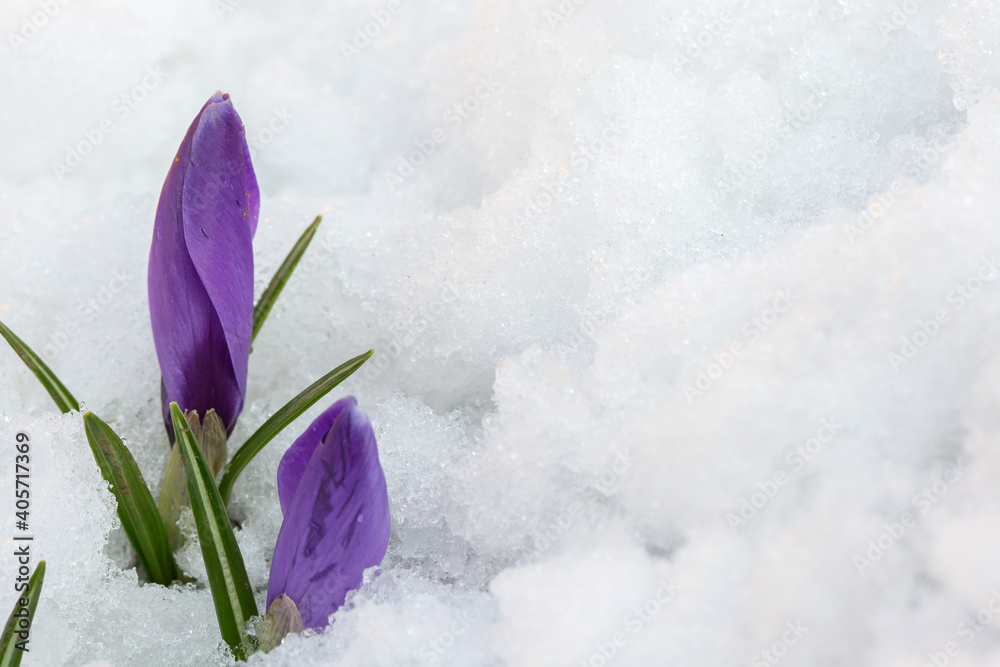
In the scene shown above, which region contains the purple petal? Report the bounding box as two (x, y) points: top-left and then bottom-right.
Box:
(277, 396), (357, 515)
(148, 92), (258, 438)
(181, 96), (256, 417)
(267, 402), (390, 630)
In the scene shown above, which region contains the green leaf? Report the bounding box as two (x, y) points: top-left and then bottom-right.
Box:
(0, 319), (79, 413)
(83, 413), (179, 586)
(170, 404), (258, 660)
(218, 349), (373, 505)
(252, 215), (323, 344)
(0, 560), (45, 667)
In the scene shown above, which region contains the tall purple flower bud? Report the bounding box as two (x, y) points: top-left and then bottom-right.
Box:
(148, 91), (259, 439)
(264, 397), (390, 637)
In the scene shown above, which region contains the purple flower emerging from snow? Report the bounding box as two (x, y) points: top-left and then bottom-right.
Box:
(148, 91), (259, 439)
(266, 396), (390, 631)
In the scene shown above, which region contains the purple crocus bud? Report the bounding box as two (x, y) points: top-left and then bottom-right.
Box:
(266, 396), (391, 632)
(148, 91), (259, 440)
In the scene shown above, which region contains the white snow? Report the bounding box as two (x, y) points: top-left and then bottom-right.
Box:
(2, 0), (1000, 665)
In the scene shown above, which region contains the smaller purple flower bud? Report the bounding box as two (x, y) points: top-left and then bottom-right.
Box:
(267, 397), (390, 632)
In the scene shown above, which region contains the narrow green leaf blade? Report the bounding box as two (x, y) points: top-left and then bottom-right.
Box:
(83, 413), (179, 586)
(0, 319), (79, 413)
(170, 404), (258, 660)
(0, 560), (45, 667)
(219, 349), (372, 505)
(252, 215), (323, 344)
